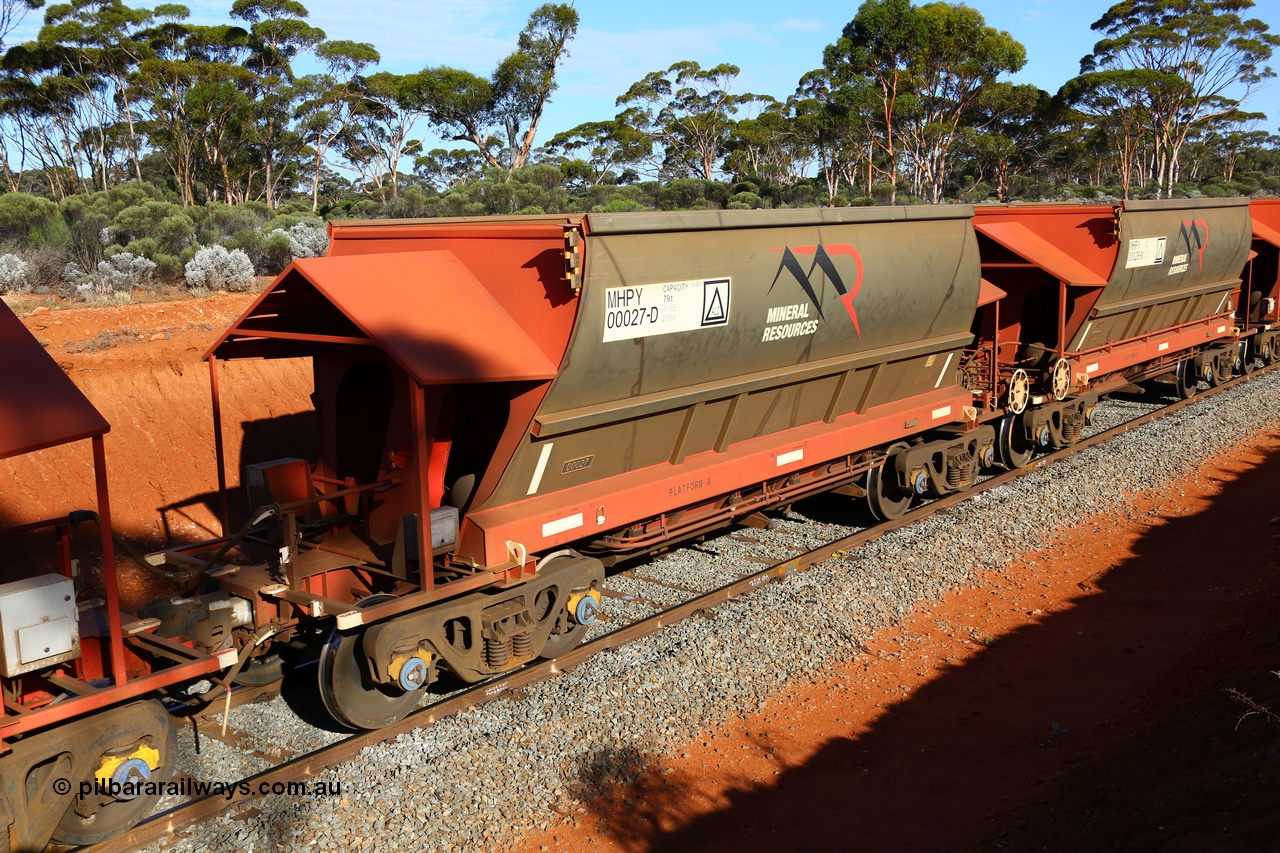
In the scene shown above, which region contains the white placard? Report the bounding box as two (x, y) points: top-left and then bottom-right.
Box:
(602, 278), (730, 342)
(1125, 236), (1167, 269)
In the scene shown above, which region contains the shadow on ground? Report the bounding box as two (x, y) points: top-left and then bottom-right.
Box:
(569, 436), (1280, 852)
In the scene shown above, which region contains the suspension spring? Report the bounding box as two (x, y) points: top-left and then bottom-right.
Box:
(484, 636), (513, 669)
(511, 632), (532, 659)
(946, 451), (975, 488)
(1063, 412), (1084, 443)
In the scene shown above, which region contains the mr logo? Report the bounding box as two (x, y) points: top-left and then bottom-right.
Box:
(767, 243), (864, 336)
(1177, 219), (1208, 273)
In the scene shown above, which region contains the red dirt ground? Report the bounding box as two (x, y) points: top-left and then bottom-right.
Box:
(2, 293), (312, 605)
(521, 430), (1280, 852)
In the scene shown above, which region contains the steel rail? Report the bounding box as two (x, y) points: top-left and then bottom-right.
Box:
(88, 363), (1279, 853)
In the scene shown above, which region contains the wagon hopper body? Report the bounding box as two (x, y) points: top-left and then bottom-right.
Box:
(188, 207), (996, 728)
(967, 199), (1252, 464)
(0, 301), (220, 850)
(1244, 199), (1280, 364)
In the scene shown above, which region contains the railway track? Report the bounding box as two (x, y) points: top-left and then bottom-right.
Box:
(86, 363), (1280, 853)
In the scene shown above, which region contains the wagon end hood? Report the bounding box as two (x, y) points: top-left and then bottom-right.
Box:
(205, 250), (559, 384)
(0, 300), (108, 459)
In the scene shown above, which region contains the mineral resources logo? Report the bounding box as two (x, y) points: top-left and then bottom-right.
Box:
(764, 243), (864, 341)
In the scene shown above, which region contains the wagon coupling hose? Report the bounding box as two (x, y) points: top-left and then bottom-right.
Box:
(203, 504), (281, 569)
(110, 530), (203, 585)
(219, 621), (285, 737)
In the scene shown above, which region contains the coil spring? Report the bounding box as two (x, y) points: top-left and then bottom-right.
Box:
(946, 451), (975, 488)
(484, 636), (513, 669)
(1063, 412), (1084, 443)
(511, 631), (532, 658)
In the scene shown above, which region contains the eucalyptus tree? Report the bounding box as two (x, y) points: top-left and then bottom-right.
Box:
(1059, 69), (1159, 197)
(339, 71), (432, 197)
(791, 67), (881, 204)
(19, 0), (155, 188)
(413, 147), (485, 191)
(617, 60), (755, 180)
(825, 0), (1025, 204)
(963, 83), (1050, 201)
(418, 3), (578, 175)
(725, 98), (813, 186)
(822, 0), (917, 204)
(544, 116), (652, 185)
(231, 0), (324, 207)
(295, 38), (380, 211)
(1078, 0), (1279, 197)
(131, 8), (255, 205)
(0, 0), (40, 52)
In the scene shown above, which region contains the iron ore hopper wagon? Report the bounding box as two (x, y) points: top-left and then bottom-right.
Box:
(151, 207), (997, 731)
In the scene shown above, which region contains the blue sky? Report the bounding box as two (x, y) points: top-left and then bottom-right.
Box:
(10, 0), (1280, 154)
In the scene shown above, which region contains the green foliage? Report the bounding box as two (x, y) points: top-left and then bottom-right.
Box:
(260, 230), (293, 274)
(110, 201), (195, 254)
(726, 191), (764, 209)
(417, 4), (578, 173)
(0, 193), (59, 241)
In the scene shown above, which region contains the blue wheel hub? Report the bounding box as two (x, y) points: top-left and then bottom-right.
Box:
(398, 656), (429, 691)
(112, 758), (152, 800)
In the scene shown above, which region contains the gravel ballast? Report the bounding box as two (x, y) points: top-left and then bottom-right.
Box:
(146, 372), (1280, 852)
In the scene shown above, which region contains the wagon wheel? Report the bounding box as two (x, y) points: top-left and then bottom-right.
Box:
(318, 595), (421, 731)
(51, 702), (177, 846)
(1049, 358), (1072, 400)
(996, 414), (1033, 470)
(1267, 335), (1280, 365)
(233, 651), (285, 687)
(1207, 354), (1225, 387)
(1005, 368), (1030, 415)
(1173, 359), (1198, 400)
(1238, 341), (1255, 375)
(533, 553), (595, 660)
(866, 442), (912, 521)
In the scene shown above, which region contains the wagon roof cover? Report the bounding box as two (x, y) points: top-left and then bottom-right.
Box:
(0, 301), (109, 459)
(206, 250), (559, 384)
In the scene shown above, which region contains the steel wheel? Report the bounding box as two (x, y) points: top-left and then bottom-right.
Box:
(1005, 368), (1030, 414)
(51, 702), (176, 846)
(535, 550), (593, 655)
(996, 414), (1033, 469)
(1239, 341), (1256, 375)
(866, 443), (912, 521)
(318, 595), (421, 730)
(233, 651), (285, 687)
(1049, 358), (1071, 401)
(1174, 359), (1198, 399)
(1266, 336), (1280, 365)
(1207, 355), (1224, 387)
(540, 622), (588, 659)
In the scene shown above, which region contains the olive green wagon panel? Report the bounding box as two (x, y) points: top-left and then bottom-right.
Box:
(1070, 199), (1251, 351)
(477, 209), (982, 508)
(1101, 199), (1251, 312)
(558, 216), (980, 408)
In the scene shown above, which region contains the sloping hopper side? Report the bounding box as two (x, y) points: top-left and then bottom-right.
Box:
(1076, 198), (1252, 350)
(485, 206), (982, 507)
